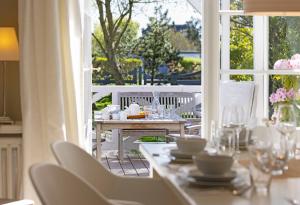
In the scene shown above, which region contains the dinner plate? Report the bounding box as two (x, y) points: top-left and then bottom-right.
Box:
(170, 149), (193, 159)
(186, 177), (233, 187)
(188, 169), (237, 182)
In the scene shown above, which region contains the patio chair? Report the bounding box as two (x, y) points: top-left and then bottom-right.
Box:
(51, 141), (192, 205)
(30, 163), (143, 205)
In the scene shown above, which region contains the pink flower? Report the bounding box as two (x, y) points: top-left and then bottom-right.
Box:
(290, 59), (300, 69)
(286, 88), (295, 99)
(269, 88), (295, 105)
(291, 53), (300, 60)
(274, 59), (293, 70)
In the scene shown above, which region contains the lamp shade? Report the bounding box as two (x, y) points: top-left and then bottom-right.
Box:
(0, 27), (19, 61)
(244, 0), (300, 16)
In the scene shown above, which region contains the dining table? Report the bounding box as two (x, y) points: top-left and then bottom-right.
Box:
(139, 143), (300, 205)
(95, 119), (186, 161)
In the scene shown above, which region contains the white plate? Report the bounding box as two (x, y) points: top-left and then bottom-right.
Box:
(187, 177), (233, 187)
(188, 169), (237, 182)
(170, 149), (193, 159)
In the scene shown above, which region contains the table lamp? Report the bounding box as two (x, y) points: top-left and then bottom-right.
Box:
(0, 27), (19, 124)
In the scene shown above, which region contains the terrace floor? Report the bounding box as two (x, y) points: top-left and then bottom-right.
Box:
(99, 132), (150, 177)
(101, 151), (150, 177)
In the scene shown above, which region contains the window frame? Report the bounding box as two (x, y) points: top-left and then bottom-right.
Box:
(218, 1), (300, 123)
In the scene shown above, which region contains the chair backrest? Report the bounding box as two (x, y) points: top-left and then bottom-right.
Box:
(219, 81), (256, 122)
(118, 92), (200, 118)
(29, 163), (112, 205)
(51, 141), (116, 197)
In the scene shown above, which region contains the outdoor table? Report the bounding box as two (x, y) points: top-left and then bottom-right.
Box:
(139, 143), (300, 205)
(95, 119), (186, 161)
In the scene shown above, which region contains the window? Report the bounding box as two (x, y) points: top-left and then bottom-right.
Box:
(219, 0), (300, 123)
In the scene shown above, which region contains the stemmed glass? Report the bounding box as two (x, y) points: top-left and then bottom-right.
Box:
(275, 104), (297, 159)
(222, 105), (246, 154)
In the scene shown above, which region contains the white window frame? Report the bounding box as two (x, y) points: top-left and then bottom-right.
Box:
(218, 2), (300, 124)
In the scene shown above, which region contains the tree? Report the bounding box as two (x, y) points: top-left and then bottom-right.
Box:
(137, 7), (181, 85)
(186, 18), (201, 51)
(93, 0), (152, 85)
(92, 20), (139, 64)
(229, 0), (253, 81)
(168, 29), (197, 51)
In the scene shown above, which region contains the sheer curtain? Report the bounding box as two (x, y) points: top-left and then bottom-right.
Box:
(19, 0), (84, 203)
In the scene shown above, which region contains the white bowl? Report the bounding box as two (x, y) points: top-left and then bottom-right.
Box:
(176, 138), (207, 154)
(193, 154), (233, 175)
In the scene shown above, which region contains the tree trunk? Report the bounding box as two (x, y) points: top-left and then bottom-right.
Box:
(151, 66), (155, 85)
(107, 58), (125, 85)
(106, 45), (125, 85)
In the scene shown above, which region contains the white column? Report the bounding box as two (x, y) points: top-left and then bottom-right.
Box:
(253, 16), (269, 122)
(220, 0), (230, 81)
(201, 0), (220, 139)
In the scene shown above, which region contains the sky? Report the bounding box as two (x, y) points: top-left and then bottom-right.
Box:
(91, 0), (201, 36)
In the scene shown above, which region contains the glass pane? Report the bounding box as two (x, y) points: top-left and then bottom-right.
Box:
(230, 16), (254, 69)
(269, 75), (300, 125)
(230, 75), (254, 81)
(230, 0), (243, 10)
(220, 0), (243, 10)
(269, 17), (300, 70)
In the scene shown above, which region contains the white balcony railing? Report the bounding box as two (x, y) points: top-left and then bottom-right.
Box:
(92, 85), (202, 104)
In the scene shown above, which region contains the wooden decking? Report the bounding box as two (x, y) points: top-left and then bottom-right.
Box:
(101, 153), (150, 177)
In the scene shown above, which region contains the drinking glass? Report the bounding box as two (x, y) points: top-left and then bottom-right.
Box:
(166, 105), (179, 120)
(275, 104), (297, 160)
(218, 127), (235, 156)
(143, 105), (152, 119)
(157, 105), (165, 119)
(248, 141), (273, 194)
(271, 139), (289, 175)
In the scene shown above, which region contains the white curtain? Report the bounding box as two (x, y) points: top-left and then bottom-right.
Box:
(19, 0), (84, 203)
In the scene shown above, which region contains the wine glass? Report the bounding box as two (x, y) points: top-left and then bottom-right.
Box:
(222, 105), (246, 154)
(275, 104), (297, 159)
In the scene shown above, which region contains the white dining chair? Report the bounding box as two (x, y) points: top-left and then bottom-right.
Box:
(30, 163), (143, 205)
(51, 141), (192, 205)
(1, 199), (34, 205)
(219, 81), (256, 123)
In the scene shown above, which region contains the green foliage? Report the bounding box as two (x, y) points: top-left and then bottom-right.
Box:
(186, 17), (201, 51)
(139, 136), (166, 142)
(137, 6), (181, 84)
(179, 58), (201, 72)
(230, 16), (253, 70)
(93, 57), (142, 84)
(94, 94), (112, 111)
(93, 21), (139, 58)
(167, 57), (201, 74)
(168, 30), (197, 51)
(230, 75), (253, 82)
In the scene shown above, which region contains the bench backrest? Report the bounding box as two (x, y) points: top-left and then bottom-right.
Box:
(117, 92), (200, 119)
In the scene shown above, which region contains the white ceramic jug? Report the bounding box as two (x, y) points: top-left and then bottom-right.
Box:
(128, 103), (140, 115)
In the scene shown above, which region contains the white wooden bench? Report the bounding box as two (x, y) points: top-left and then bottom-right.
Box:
(118, 92), (200, 118)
